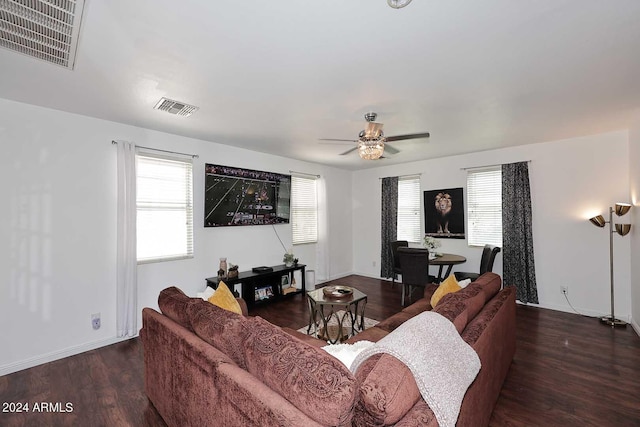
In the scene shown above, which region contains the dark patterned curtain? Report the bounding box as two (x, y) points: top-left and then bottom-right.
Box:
(380, 177), (399, 278)
(502, 162), (538, 303)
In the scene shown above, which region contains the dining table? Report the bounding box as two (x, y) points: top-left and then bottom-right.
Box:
(429, 253), (467, 281)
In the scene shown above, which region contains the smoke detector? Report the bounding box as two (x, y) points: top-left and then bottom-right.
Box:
(0, 0), (86, 69)
(153, 98), (199, 117)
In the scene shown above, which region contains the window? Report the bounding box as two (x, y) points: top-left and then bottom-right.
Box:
(466, 167), (502, 247)
(397, 176), (421, 243)
(291, 176), (317, 244)
(136, 153), (193, 262)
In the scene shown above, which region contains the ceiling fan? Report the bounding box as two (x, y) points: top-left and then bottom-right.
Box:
(319, 112), (430, 160)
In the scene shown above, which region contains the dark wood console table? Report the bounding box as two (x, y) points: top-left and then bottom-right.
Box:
(206, 264), (306, 309)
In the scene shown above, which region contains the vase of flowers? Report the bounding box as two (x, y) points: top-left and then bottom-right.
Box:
(283, 249), (295, 267)
(423, 236), (442, 256)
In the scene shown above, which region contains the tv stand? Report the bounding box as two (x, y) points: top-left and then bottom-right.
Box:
(206, 264), (306, 310)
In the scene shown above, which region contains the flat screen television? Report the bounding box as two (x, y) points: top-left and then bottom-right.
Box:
(204, 164), (291, 227)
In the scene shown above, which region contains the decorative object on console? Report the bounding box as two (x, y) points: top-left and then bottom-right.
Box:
(589, 202), (632, 327)
(218, 257), (228, 279)
(228, 263), (239, 279)
(283, 249), (295, 267)
(424, 188), (466, 239)
(252, 266), (274, 273)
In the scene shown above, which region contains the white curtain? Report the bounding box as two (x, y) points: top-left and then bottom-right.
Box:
(116, 141), (138, 337)
(315, 176), (330, 282)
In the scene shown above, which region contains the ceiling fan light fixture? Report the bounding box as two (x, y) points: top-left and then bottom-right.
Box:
(358, 138), (385, 160)
(387, 0), (412, 9)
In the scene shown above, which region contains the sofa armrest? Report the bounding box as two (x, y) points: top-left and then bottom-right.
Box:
(236, 297), (248, 316)
(216, 361), (324, 427)
(141, 308), (238, 426)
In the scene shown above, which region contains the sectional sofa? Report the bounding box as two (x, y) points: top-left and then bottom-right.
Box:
(140, 272), (515, 426)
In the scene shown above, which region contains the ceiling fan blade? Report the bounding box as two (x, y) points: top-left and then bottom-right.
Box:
(385, 132), (430, 142)
(384, 144), (400, 155)
(319, 138), (358, 143)
(364, 122), (384, 138)
(339, 146), (358, 156)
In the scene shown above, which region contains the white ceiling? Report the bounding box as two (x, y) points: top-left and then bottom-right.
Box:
(1, 0), (640, 170)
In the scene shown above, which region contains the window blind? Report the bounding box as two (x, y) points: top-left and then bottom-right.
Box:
(466, 167), (502, 247)
(397, 176), (421, 243)
(291, 176), (318, 244)
(136, 153), (193, 262)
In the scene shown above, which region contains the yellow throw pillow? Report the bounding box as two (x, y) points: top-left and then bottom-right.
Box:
(430, 275), (462, 307)
(208, 281), (242, 315)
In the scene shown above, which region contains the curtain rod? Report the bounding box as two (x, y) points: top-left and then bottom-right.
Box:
(111, 140), (199, 159)
(378, 173), (422, 180)
(289, 170), (320, 179)
(460, 160), (531, 171)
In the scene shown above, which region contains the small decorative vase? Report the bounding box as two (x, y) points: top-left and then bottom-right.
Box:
(219, 257), (228, 278)
(285, 260), (294, 267)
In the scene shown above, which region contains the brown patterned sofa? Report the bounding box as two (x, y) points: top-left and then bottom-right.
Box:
(140, 272), (515, 426)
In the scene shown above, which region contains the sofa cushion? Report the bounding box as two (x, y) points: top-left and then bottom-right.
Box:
(355, 353), (422, 425)
(207, 281), (242, 314)
(401, 298), (432, 316)
(375, 311), (414, 332)
(188, 299), (250, 369)
(470, 272), (502, 301)
(433, 272), (502, 334)
(430, 275), (461, 307)
(243, 316), (357, 426)
(158, 286), (198, 331)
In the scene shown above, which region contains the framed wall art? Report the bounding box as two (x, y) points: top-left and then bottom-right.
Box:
(424, 187), (465, 239)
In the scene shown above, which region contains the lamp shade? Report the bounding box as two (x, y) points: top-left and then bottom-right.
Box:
(615, 203), (632, 216)
(616, 223), (631, 236)
(589, 215), (606, 227)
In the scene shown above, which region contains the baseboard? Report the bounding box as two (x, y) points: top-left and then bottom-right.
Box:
(528, 301), (605, 318)
(351, 270), (393, 281)
(631, 317), (640, 337)
(0, 335), (135, 377)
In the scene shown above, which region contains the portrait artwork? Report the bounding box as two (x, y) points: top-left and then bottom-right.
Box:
(424, 187), (465, 239)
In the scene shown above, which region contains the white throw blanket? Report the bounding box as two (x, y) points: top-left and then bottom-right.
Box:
(350, 311), (481, 427)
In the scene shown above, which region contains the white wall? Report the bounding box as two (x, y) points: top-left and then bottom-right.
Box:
(0, 98), (353, 374)
(629, 115), (640, 335)
(352, 131), (632, 319)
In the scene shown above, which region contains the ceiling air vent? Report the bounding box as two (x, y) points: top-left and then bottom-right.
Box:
(0, 0), (86, 69)
(153, 98), (199, 117)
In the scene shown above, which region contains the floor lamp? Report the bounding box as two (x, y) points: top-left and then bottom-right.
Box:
(589, 203), (632, 327)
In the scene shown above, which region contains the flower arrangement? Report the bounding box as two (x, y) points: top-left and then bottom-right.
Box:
(423, 235), (442, 251)
(283, 249), (295, 266)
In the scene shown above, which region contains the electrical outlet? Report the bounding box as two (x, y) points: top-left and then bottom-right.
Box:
(560, 286), (568, 295)
(372, 261), (376, 267)
(91, 313), (101, 330)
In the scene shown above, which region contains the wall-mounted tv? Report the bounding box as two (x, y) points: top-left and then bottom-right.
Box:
(204, 164), (291, 227)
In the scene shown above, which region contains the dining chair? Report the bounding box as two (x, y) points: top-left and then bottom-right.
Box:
(454, 245), (501, 282)
(390, 240), (409, 286)
(397, 247), (436, 306)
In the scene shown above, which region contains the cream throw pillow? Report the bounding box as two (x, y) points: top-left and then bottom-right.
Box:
(208, 281), (242, 314)
(430, 275), (462, 307)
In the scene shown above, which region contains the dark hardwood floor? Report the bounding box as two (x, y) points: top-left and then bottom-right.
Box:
(1, 275), (639, 426)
